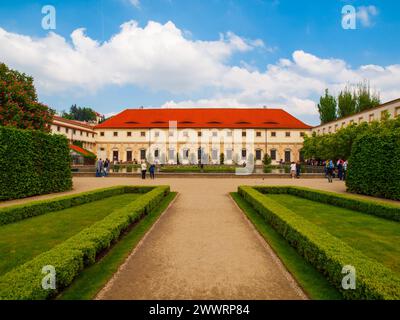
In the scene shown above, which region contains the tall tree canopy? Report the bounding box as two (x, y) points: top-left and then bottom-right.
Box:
(62, 105), (98, 122)
(0, 63), (54, 132)
(355, 81), (380, 113)
(338, 86), (356, 118)
(318, 89), (337, 124)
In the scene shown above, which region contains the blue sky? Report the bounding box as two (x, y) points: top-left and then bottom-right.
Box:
(0, 0), (399, 125)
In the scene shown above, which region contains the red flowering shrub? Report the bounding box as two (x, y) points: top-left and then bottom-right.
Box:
(0, 63), (54, 132)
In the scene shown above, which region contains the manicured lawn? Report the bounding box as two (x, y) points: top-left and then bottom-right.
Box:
(58, 192), (177, 300)
(0, 193), (141, 276)
(231, 192), (342, 300)
(264, 194), (400, 275)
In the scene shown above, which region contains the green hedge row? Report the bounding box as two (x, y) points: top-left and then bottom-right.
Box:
(347, 130), (400, 200)
(252, 186), (400, 222)
(0, 186), (155, 226)
(0, 126), (73, 200)
(0, 185), (170, 300)
(238, 186), (400, 300)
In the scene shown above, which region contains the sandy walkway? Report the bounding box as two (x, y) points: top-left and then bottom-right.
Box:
(96, 179), (307, 300)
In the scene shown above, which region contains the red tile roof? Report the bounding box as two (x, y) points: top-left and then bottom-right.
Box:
(53, 116), (96, 131)
(69, 144), (91, 156)
(95, 108), (312, 129)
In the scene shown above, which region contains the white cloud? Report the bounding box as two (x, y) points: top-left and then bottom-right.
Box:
(357, 6), (379, 27)
(0, 19), (399, 124)
(129, 0), (140, 9)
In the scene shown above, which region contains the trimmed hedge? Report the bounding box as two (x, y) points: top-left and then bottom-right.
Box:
(0, 185), (170, 300)
(0, 186), (155, 226)
(0, 126), (72, 200)
(347, 130), (400, 200)
(238, 186), (400, 300)
(252, 186), (400, 222)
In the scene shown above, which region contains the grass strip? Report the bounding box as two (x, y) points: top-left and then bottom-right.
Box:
(231, 192), (342, 300)
(58, 192), (177, 300)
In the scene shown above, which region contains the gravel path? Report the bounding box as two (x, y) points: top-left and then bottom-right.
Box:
(96, 179), (307, 300)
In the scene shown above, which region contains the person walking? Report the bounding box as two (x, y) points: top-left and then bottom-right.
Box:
(337, 159), (343, 180)
(327, 159), (334, 183)
(96, 158), (103, 177)
(290, 161), (296, 179)
(295, 161), (301, 179)
(149, 163), (156, 180)
(343, 160), (348, 181)
(141, 161), (147, 180)
(103, 158), (110, 177)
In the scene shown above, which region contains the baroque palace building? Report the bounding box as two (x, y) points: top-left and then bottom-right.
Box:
(93, 108), (312, 165)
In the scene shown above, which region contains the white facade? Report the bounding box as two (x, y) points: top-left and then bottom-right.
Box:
(312, 98), (400, 135)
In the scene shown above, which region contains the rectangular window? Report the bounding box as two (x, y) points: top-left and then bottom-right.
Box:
(80, 131), (83, 136)
(241, 149), (247, 159)
(86, 132), (89, 137)
(140, 149), (146, 160)
(73, 129), (76, 134)
(198, 131), (202, 137)
(270, 149), (277, 160)
(226, 149), (232, 160)
(285, 150), (291, 163)
(154, 149), (159, 158)
(256, 131), (261, 137)
(113, 132), (118, 137)
(212, 132), (218, 137)
(66, 128), (69, 133)
(57, 126), (60, 132)
(168, 149), (175, 160)
(127, 132), (132, 137)
(369, 114), (374, 122)
(255, 149), (262, 160)
(126, 151), (132, 162)
(242, 131), (246, 137)
(100, 132), (104, 136)
(141, 131), (146, 137)
(113, 150), (119, 161)
(271, 132), (276, 137)
(212, 149), (218, 160)
(285, 131), (291, 137)
(300, 132), (305, 137)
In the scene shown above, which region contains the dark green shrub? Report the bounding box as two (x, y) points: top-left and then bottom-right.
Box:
(0, 186), (155, 226)
(0, 126), (72, 200)
(253, 186), (400, 222)
(238, 186), (400, 300)
(0, 185), (170, 300)
(347, 131), (400, 200)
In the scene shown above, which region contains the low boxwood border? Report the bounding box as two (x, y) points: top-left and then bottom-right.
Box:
(0, 185), (170, 300)
(0, 186), (155, 226)
(238, 186), (400, 300)
(252, 186), (400, 222)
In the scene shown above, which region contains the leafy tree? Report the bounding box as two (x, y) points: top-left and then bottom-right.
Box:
(62, 104), (97, 122)
(338, 87), (356, 118)
(318, 89), (337, 124)
(355, 81), (380, 113)
(0, 63), (54, 132)
(220, 152), (224, 165)
(262, 153), (272, 166)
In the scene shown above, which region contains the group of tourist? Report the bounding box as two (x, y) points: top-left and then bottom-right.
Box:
(324, 159), (348, 183)
(140, 161), (156, 180)
(289, 161), (302, 179)
(95, 158), (110, 177)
